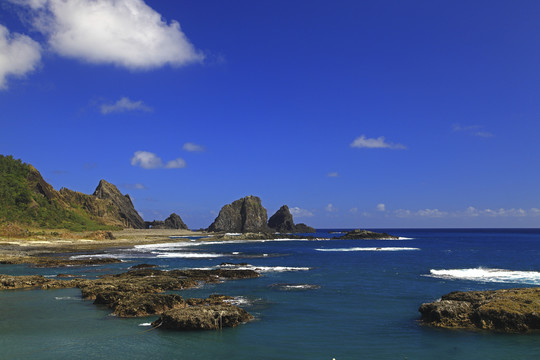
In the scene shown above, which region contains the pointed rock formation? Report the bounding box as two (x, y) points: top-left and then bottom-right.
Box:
(93, 180), (145, 229)
(268, 205), (316, 233)
(208, 196), (269, 233)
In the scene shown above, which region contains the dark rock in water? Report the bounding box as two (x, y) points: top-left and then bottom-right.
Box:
(130, 264), (157, 269)
(93, 179), (145, 229)
(336, 229), (399, 240)
(208, 195), (269, 233)
(153, 304), (254, 330)
(268, 205), (295, 232)
(145, 213), (188, 229)
(95, 292), (186, 317)
(419, 288), (540, 332)
(267, 205), (316, 233)
(293, 223), (316, 233)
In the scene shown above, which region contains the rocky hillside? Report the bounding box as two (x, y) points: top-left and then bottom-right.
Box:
(0, 155), (144, 230)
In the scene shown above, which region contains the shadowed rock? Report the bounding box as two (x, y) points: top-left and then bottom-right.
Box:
(145, 213), (188, 229)
(208, 196), (269, 233)
(268, 205), (315, 233)
(419, 288), (540, 332)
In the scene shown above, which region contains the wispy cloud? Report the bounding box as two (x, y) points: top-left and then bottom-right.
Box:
(327, 172), (339, 177)
(0, 24), (41, 89)
(453, 124), (494, 138)
(121, 183), (146, 190)
(12, 0), (204, 70)
(289, 207), (314, 217)
(325, 203), (337, 213)
(100, 97), (152, 114)
(130, 151), (186, 170)
(393, 206), (536, 218)
(350, 135), (406, 149)
(376, 203), (386, 212)
(183, 142), (206, 152)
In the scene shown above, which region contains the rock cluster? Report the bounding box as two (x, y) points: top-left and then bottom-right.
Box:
(0, 268), (259, 330)
(145, 213), (188, 229)
(208, 196), (270, 233)
(268, 205), (315, 233)
(336, 229), (399, 240)
(208, 197), (316, 234)
(419, 288), (540, 332)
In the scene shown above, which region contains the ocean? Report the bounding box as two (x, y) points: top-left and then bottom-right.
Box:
(1, 229), (540, 359)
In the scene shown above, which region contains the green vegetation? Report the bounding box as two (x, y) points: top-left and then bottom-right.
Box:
(0, 155), (110, 231)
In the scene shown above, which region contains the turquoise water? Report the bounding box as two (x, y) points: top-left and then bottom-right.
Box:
(1, 229), (540, 359)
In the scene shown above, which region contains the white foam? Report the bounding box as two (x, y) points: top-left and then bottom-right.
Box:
(224, 296), (251, 306)
(427, 268), (540, 285)
(398, 237), (414, 240)
(195, 264), (311, 272)
(154, 252), (226, 259)
(54, 296), (82, 301)
(315, 247), (420, 252)
(138, 323), (152, 327)
(69, 254), (120, 259)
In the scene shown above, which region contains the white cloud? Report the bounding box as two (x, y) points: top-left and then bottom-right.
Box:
(327, 172), (339, 177)
(325, 203), (337, 213)
(349, 207), (358, 213)
(16, 0), (203, 69)
(183, 142), (205, 152)
(121, 183), (146, 190)
(350, 135), (406, 149)
(376, 203), (386, 212)
(0, 24), (41, 89)
(289, 207), (314, 218)
(453, 124), (494, 138)
(131, 151), (187, 169)
(131, 151), (163, 169)
(100, 97), (152, 114)
(165, 158), (187, 169)
(395, 208), (448, 218)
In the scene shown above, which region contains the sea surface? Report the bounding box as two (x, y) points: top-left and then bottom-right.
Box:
(1, 229), (540, 359)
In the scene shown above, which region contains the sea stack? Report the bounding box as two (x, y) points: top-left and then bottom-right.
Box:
(267, 205), (315, 233)
(93, 179), (145, 229)
(208, 195), (269, 233)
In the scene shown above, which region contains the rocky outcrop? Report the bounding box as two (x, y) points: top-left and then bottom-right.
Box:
(153, 304), (254, 330)
(419, 288), (540, 332)
(208, 196), (269, 233)
(145, 213), (188, 229)
(336, 229), (399, 240)
(93, 180), (145, 229)
(267, 205), (315, 233)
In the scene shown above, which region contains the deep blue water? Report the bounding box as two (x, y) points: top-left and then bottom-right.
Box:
(1, 229), (540, 359)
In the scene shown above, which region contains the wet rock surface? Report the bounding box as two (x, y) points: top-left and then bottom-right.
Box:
(419, 288), (540, 332)
(153, 304), (254, 330)
(0, 268), (259, 328)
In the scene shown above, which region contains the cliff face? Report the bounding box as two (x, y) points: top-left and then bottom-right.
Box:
(92, 180), (145, 229)
(208, 196), (269, 233)
(267, 205), (315, 233)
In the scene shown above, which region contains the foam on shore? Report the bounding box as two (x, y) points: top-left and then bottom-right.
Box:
(427, 268), (540, 285)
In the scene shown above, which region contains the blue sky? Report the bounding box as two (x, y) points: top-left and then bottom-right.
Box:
(1, 0), (539, 228)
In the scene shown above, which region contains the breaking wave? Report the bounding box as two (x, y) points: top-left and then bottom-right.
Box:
(315, 247), (420, 252)
(194, 263), (311, 272)
(427, 268), (540, 285)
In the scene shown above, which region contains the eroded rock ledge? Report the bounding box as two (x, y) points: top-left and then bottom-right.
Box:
(419, 288), (540, 332)
(0, 268), (259, 330)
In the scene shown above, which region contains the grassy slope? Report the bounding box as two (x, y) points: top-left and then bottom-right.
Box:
(0, 155), (110, 231)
